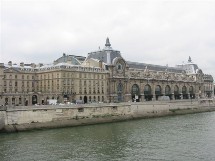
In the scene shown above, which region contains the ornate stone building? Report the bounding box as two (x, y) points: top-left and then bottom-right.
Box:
(0, 56), (108, 106)
(0, 38), (213, 106)
(85, 38), (210, 103)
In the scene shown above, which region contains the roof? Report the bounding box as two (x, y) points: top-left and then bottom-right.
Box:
(127, 61), (185, 73)
(54, 54), (81, 65)
(86, 38), (122, 64)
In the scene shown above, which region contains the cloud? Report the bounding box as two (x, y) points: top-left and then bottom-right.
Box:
(1, 0), (215, 79)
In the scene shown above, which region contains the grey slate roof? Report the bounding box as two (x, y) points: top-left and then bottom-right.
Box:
(86, 50), (122, 64)
(127, 61), (185, 73)
(203, 74), (214, 82)
(86, 37), (122, 64)
(54, 54), (81, 65)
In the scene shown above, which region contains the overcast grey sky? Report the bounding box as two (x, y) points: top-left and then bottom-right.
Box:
(1, 0), (215, 78)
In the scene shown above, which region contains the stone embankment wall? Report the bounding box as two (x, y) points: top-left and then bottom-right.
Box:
(0, 100), (215, 132)
(0, 111), (6, 130)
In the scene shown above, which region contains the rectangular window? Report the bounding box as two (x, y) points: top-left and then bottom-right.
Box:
(12, 98), (15, 105)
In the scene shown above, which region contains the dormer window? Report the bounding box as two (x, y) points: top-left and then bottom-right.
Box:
(116, 62), (124, 72)
(117, 64), (122, 70)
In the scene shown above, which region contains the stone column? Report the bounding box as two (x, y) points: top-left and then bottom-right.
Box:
(140, 94), (145, 102)
(151, 84), (156, 101)
(162, 84), (165, 96)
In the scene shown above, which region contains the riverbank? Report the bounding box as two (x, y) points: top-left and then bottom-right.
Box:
(1, 100), (215, 132)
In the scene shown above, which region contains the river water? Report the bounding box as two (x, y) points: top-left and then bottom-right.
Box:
(0, 112), (215, 161)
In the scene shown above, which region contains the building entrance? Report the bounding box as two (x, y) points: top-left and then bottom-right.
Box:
(131, 84), (140, 102)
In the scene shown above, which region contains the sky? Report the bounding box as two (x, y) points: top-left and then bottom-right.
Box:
(1, 0), (215, 78)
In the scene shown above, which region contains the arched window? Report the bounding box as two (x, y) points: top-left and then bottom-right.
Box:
(165, 85), (171, 95)
(174, 85), (179, 94)
(144, 84), (151, 95)
(131, 84), (140, 95)
(189, 86), (194, 94)
(182, 86), (187, 94)
(155, 85), (162, 95)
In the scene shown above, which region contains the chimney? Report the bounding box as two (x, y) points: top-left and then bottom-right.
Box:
(20, 62), (24, 67)
(31, 63), (36, 68)
(54, 60), (57, 65)
(8, 61), (12, 66)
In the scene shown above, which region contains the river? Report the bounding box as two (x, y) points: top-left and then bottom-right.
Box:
(0, 112), (215, 161)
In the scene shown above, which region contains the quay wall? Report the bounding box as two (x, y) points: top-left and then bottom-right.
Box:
(0, 111), (6, 130)
(0, 100), (215, 132)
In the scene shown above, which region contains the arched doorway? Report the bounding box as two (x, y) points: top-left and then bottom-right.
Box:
(32, 95), (38, 105)
(46, 97), (49, 104)
(165, 85), (172, 100)
(174, 85), (180, 99)
(117, 83), (123, 102)
(144, 84), (152, 101)
(155, 85), (162, 100)
(182, 86), (188, 99)
(189, 86), (195, 99)
(131, 84), (140, 102)
(63, 94), (68, 103)
(84, 96), (87, 104)
(5, 98), (8, 105)
(25, 99), (28, 106)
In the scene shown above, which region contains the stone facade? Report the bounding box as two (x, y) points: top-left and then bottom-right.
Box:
(1, 101), (215, 132)
(0, 38), (213, 106)
(0, 59), (108, 106)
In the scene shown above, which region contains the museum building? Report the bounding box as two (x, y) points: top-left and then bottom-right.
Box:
(0, 38), (214, 106)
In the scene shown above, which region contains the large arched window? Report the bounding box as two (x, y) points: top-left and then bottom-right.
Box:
(174, 85), (179, 94)
(155, 85), (162, 95)
(131, 84), (140, 95)
(182, 86), (187, 94)
(165, 85), (171, 95)
(189, 86), (194, 94)
(144, 84), (151, 95)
